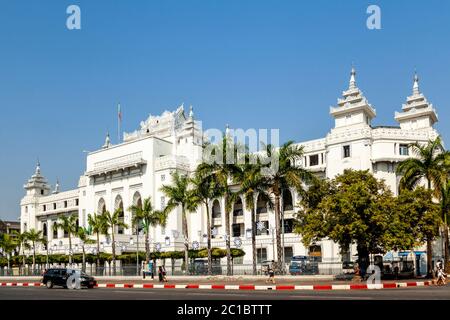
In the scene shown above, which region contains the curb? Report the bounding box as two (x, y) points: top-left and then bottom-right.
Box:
(0, 281), (433, 290)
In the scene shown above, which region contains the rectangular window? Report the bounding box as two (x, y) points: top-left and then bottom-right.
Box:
(64, 201), (68, 208)
(343, 145), (351, 158)
(75, 199), (79, 206)
(283, 219), (294, 234)
(160, 196), (165, 209)
(257, 248), (267, 264)
(399, 144), (409, 156)
(43, 205), (46, 212)
(309, 154), (319, 166)
(161, 174), (166, 181)
(53, 203), (56, 210)
(232, 223), (243, 237)
(321, 153), (324, 164)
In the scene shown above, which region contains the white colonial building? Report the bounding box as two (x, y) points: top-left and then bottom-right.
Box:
(19, 68), (443, 273)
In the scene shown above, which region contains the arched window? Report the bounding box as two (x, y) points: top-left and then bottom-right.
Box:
(233, 198), (243, 216)
(283, 190), (293, 211)
(114, 195), (125, 234)
(132, 192), (142, 235)
(75, 219), (79, 232)
(97, 198), (106, 214)
(212, 200), (221, 219)
(256, 194), (268, 214)
(52, 220), (58, 238)
(42, 223), (48, 239)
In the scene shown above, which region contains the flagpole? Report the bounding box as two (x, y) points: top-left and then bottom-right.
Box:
(118, 103), (121, 144)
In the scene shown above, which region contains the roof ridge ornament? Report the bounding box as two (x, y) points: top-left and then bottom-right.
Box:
(413, 71), (420, 95)
(349, 65), (357, 90)
(102, 132), (111, 149)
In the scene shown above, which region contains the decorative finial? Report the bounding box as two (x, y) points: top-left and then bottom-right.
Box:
(53, 179), (60, 194)
(413, 70), (420, 95)
(349, 65), (356, 90)
(189, 105), (194, 118)
(35, 159), (41, 175)
(102, 132), (111, 149)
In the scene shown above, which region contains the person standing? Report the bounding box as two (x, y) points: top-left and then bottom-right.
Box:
(148, 260), (154, 280)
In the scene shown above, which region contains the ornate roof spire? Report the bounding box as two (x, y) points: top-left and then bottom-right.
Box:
(349, 65), (357, 90)
(35, 159), (41, 175)
(413, 71), (420, 95)
(188, 105), (194, 118)
(225, 124), (230, 136)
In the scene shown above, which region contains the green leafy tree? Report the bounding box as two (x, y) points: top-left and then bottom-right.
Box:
(397, 136), (448, 277)
(190, 170), (224, 275)
(0, 233), (17, 272)
(102, 209), (128, 275)
(53, 215), (78, 264)
(129, 197), (168, 264)
(87, 213), (107, 271)
(13, 231), (30, 273)
(161, 172), (197, 273)
(438, 179), (450, 272)
(384, 187), (440, 253)
(197, 135), (242, 276)
(25, 229), (45, 272)
(235, 158), (272, 275)
(295, 170), (393, 276)
(77, 227), (96, 272)
(261, 141), (314, 272)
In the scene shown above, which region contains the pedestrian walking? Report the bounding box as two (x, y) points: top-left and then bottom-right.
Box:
(265, 261), (275, 284)
(158, 266), (164, 282)
(162, 265), (168, 282)
(149, 260), (154, 280)
(436, 260), (447, 286)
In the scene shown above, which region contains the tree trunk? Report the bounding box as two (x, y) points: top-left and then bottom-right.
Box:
(21, 244), (25, 275)
(206, 202), (212, 275)
(68, 234), (72, 265)
(356, 243), (370, 279)
(251, 206), (257, 275)
(145, 231), (150, 264)
(274, 193), (283, 273)
(112, 230), (116, 276)
(426, 239), (433, 278)
(224, 195), (232, 276)
(426, 178), (433, 278)
(96, 232), (100, 274)
(444, 223), (450, 273)
(182, 207), (189, 274)
(32, 243), (36, 273)
(82, 246), (86, 272)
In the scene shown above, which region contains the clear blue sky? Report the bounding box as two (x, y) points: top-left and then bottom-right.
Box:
(1, 0), (449, 220)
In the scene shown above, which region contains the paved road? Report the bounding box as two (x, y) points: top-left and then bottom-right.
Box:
(0, 285), (449, 300)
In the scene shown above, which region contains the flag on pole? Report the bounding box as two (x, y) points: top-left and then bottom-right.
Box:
(118, 103), (122, 122)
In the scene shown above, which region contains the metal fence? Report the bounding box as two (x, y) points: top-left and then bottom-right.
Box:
(1, 262), (345, 277)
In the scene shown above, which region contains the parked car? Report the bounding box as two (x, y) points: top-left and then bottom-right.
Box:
(289, 255), (319, 275)
(42, 268), (97, 289)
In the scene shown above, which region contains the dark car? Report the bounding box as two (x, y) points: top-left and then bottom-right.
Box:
(42, 268), (97, 289)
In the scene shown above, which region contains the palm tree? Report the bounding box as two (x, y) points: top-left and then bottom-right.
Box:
(13, 231), (29, 274)
(0, 233), (17, 274)
(103, 209), (128, 276)
(438, 178), (450, 272)
(87, 213), (107, 272)
(197, 135), (241, 276)
(129, 197), (168, 265)
(25, 229), (45, 273)
(190, 170), (224, 275)
(260, 141), (314, 273)
(397, 137), (448, 278)
(235, 158), (273, 275)
(53, 215), (78, 264)
(161, 172), (197, 274)
(77, 227), (96, 272)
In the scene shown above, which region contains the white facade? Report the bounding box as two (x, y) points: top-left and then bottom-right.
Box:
(19, 69), (441, 270)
